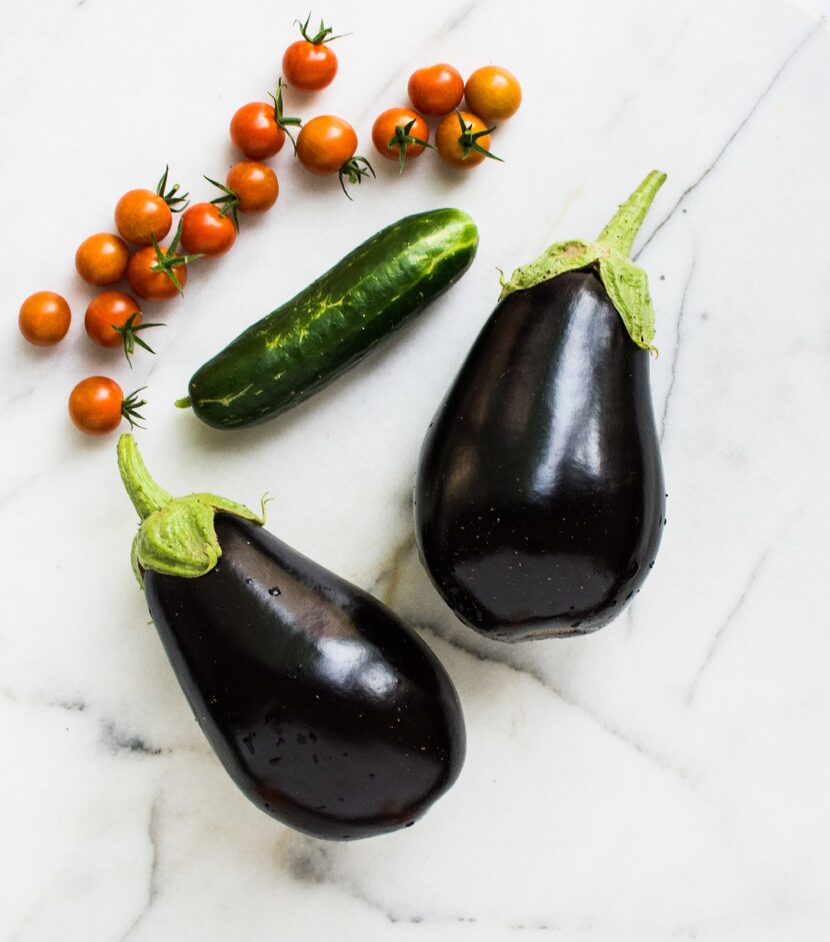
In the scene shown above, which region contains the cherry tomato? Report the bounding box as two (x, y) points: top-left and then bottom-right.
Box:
(115, 189), (171, 245)
(282, 15), (340, 91)
(408, 64), (464, 116)
(230, 102), (285, 160)
(68, 377), (146, 435)
(464, 66), (522, 122)
(226, 161), (279, 213)
(115, 167), (187, 245)
(84, 291), (141, 348)
(371, 108), (430, 172)
(296, 115), (357, 174)
(75, 233), (130, 286)
(128, 245), (188, 301)
(435, 110), (500, 169)
(19, 291), (71, 346)
(283, 42), (337, 91)
(180, 203), (237, 257)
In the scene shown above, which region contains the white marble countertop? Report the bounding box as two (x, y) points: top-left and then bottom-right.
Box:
(3, 0), (830, 939)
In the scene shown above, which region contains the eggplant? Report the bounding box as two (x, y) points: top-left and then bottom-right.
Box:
(415, 171), (667, 641)
(117, 435), (464, 840)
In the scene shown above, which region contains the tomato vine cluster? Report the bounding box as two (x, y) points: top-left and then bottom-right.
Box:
(373, 63), (521, 172)
(17, 13), (520, 436)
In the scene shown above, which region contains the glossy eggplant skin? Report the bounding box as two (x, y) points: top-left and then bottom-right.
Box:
(144, 515), (465, 840)
(415, 269), (665, 641)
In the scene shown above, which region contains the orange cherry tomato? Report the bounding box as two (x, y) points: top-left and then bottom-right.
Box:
(115, 190), (172, 245)
(464, 66), (522, 122)
(230, 102), (285, 160)
(296, 115), (357, 174)
(19, 291), (71, 346)
(75, 233), (130, 286)
(226, 161), (279, 213)
(435, 110), (499, 169)
(371, 108), (430, 171)
(180, 203), (237, 257)
(282, 15), (340, 91)
(115, 167), (187, 245)
(84, 291), (142, 348)
(68, 376), (146, 435)
(408, 64), (464, 116)
(128, 246), (188, 301)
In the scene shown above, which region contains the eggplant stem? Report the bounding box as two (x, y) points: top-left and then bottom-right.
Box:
(117, 434), (173, 521)
(597, 170), (666, 258)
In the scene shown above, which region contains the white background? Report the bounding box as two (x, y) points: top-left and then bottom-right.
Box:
(2, 1), (829, 939)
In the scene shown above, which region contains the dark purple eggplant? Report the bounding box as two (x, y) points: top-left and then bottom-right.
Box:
(117, 435), (464, 840)
(415, 171), (667, 641)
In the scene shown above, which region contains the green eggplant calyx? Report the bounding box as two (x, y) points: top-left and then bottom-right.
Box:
(498, 170), (666, 351)
(117, 433), (265, 587)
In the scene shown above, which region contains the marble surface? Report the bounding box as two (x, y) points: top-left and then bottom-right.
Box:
(2, 0), (830, 938)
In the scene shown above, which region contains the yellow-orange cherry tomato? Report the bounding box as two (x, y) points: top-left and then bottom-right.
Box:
(180, 203), (237, 257)
(128, 246), (188, 301)
(227, 161), (279, 213)
(372, 108), (430, 170)
(115, 189), (172, 245)
(408, 64), (464, 116)
(230, 102), (285, 160)
(19, 291), (71, 346)
(464, 66), (522, 122)
(75, 233), (130, 286)
(84, 291), (142, 348)
(68, 376), (138, 435)
(435, 110), (497, 169)
(296, 116), (357, 174)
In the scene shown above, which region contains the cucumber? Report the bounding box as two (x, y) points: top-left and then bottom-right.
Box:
(179, 208), (479, 429)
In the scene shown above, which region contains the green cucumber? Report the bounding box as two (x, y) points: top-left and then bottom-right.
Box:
(178, 208), (479, 429)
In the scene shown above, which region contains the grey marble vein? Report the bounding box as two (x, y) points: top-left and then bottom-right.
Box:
(636, 18), (824, 259)
(369, 534), (697, 788)
(660, 252), (697, 442)
(119, 794), (163, 942)
(686, 546), (773, 704)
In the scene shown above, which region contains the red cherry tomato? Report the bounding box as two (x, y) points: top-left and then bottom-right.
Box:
(68, 377), (146, 435)
(283, 42), (338, 91)
(84, 291), (142, 348)
(180, 203), (237, 257)
(128, 246), (188, 301)
(19, 291), (71, 346)
(230, 102), (285, 160)
(282, 15), (340, 91)
(372, 108), (431, 172)
(75, 233), (130, 286)
(408, 64), (464, 116)
(464, 66), (522, 122)
(226, 162), (279, 213)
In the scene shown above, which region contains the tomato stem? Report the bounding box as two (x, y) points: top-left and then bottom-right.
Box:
(295, 12), (348, 44)
(150, 220), (204, 295)
(388, 119), (434, 174)
(206, 176), (241, 230)
(113, 311), (164, 368)
(156, 165), (189, 212)
(454, 110), (503, 163)
(269, 77), (303, 152)
(121, 387), (148, 430)
(338, 156), (375, 199)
